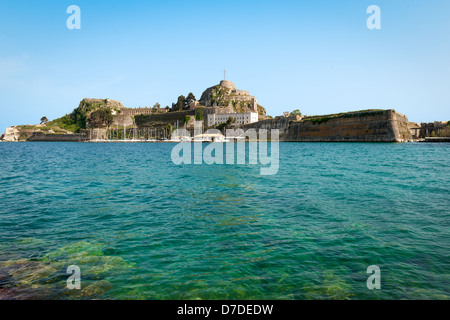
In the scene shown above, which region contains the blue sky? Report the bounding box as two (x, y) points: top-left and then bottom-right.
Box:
(0, 0), (449, 133)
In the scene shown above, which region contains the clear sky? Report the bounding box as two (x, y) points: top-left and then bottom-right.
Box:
(0, 0), (449, 133)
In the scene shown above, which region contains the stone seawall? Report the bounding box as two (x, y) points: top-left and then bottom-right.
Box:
(134, 110), (195, 127)
(28, 132), (88, 142)
(422, 137), (450, 142)
(244, 109), (411, 142)
(112, 115), (134, 127)
(242, 118), (291, 140)
(287, 110), (411, 142)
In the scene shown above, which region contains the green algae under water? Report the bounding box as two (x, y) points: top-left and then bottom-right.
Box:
(0, 142), (449, 300)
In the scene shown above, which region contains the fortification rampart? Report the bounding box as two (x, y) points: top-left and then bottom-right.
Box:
(134, 110), (195, 127)
(112, 115), (134, 127)
(28, 132), (88, 142)
(242, 118), (292, 139)
(200, 106), (235, 116)
(241, 110), (411, 142)
(286, 110), (411, 142)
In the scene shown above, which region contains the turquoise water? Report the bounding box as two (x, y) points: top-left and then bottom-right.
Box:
(0, 142), (449, 300)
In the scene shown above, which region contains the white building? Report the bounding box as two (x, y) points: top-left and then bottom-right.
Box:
(206, 112), (259, 127)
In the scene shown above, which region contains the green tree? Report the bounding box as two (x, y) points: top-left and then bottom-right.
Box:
(440, 127), (450, 137)
(69, 107), (87, 130)
(153, 102), (161, 110)
(291, 109), (302, 116)
(185, 92), (196, 109)
(40, 116), (49, 124)
(226, 117), (236, 125)
(166, 123), (173, 139)
(88, 109), (113, 128)
(195, 107), (203, 121)
(173, 95), (186, 112)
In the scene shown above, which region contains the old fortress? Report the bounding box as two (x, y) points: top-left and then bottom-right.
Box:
(6, 76), (443, 143)
(116, 78), (261, 126)
(196, 79), (259, 126)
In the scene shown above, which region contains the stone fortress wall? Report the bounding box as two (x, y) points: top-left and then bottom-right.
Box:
(120, 107), (168, 116)
(82, 98), (125, 111)
(243, 109), (412, 142)
(198, 106), (235, 117)
(286, 110), (411, 142)
(27, 132), (88, 142)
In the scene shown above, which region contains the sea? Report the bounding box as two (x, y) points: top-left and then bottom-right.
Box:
(0, 142), (448, 300)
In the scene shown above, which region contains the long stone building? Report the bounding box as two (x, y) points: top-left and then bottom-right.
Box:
(207, 112), (259, 126)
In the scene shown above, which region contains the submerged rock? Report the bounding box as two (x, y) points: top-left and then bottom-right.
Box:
(40, 241), (135, 279)
(41, 241), (105, 261)
(0, 269), (14, 289)
(0, 288), (16, 300)
(81, 280), (113, 298)
(1, 240), (135, 299)
(303, 271), (353, 300)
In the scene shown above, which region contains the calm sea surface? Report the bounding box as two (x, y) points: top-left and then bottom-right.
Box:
(0, 142), (448, 300)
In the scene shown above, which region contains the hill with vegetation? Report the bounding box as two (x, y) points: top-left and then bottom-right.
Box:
(48, 98), (125, 133)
